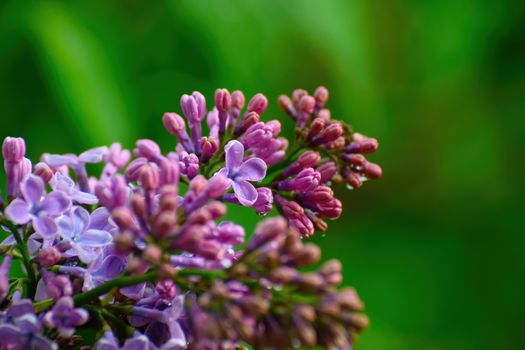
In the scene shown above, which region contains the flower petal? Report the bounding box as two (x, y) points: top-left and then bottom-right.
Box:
(33, 216), (58, 237)
(42, 153), (77, 168)
(236, 157), (267, 182)
(232, 180), (258, 206)
(72, 206), (90, 234)
(21, 175), (44, 205)
(5, 198), (31, 224)
(88, 207), (111, 230)
(165, 323), (186, 350)
(78, 147), (109, 164)
(0, 324), (23, 347)
(41, 192), (71, 216)
(224, 140), (244, 173)
(77, 229), (112, 247)
(72, 191), (98, 205)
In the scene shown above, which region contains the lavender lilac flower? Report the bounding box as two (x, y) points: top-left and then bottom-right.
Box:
(0, 86), (381, 350)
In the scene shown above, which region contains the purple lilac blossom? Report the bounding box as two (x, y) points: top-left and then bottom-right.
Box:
(43, 296), (88, 337)
(5, 174), (71, 238)
(217, 140), (266, 206)
(57, 206), (113, 263)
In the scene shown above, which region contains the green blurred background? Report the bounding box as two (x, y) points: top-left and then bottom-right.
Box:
(1, 0), (524, 349)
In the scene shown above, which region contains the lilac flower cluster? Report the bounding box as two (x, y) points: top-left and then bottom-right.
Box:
(0, 86), (381, 349)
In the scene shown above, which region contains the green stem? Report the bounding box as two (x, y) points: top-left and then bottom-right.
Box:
(34, 268), (226, 313)
(73, 271), (157, 306)
(1, 218), (37, 298)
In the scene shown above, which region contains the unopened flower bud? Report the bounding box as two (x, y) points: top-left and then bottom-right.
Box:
(139, 164), (160, 190)
(327, 136), (346, 150)
(294, 243), (321, 266)
(293, 168), (321, 192)
(181, 93), (206, 123)
(314, 86), (329, 107)
(153, 211), (177, 237)
(298, 95), (315, 114)
(271, 266), (299, 284)
(344, 169), (363, 189)
(343, 153), (367, 166)
(297, 273), (324, 292)
(231, 90), (245, 109)
(317, 162), (337, 183)
(135, 139), (161, 160)
(157, 263), (177, 280)
(307, 118), (326, 139)
(37, 247), (61, 267)
(34, 162), (53, 183)
(337, 287), (364, 311)
(159, 158), (179, 186)
(156, 280), (177, 300)
(214, 88), (232, 111)
(106, 143), (131, 169)
(247, 93), (268, 115)
(292, 89), (308, 105)
(317, 108), (331, 120)
(364, 162), (382, 179)
(313, 122), (343, 145)
(114, 231), (135, 253)
(275, 196), (304, 219)
(162, 112), (186, 136)
(247, 216), (288, 252)
(199, 137), (218, 162)
(204, 201), (227, 220)
(112, 207), (136, 231)
(317, 198), (342, 219)
(142, 245), (162, 264)
(234, 112), (259, 136)
(253, 187), (273, 215)
(242, 296), (269, 316)
(2, 137), (25, 162)
(278, 95), (295, 117)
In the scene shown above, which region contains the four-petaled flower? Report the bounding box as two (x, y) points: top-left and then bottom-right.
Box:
(5, 175), (71, 237)
(218, 140), (267, 206)
(57, 206), (113, 264)
(43, 296), (88, 338)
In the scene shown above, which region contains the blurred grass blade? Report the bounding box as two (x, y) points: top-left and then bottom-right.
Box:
(24, 1), (132, 146)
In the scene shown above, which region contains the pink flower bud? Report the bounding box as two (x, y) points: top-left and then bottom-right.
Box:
(317, 162), (337, 183)
(135, 139), (161, 160)
(139, 164), (160, 190)
(199, 137), (219, 161)
(307, 118), (326, 139)
(2, 137), (26, 162)
(314, 86), (329, 106)
(364, 162), (382, 179)
(313, 122), (343, 145)
(37, 247), (62, 267)
(253, 187), (273, 215)
(231, 90), (245, 109)
(298, 95), (315, 114)
(248, 216), (288, 251)
(214, 88), (232, 111)
(34, 162), (53, 183)
(112, 207), (136, 231)
(159, 158), (179, 186)
(293, 168), (321, 192)
(162, 113), (187, 136)
(181, 94), (201, 123)
(292, 89), (308, 105)
(247, 93), (268, 115)
(205, 174), (230, 198)
(234, 112), (260, 136)
(317, 198), (342, 219)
